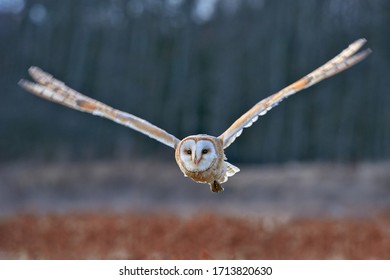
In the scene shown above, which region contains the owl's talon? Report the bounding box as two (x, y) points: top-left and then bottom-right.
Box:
(210, 181), (224, 193)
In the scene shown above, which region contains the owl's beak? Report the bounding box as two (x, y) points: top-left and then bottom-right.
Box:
(192, 154), (201, 165)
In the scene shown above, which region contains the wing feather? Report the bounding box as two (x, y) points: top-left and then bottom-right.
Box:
(19, 67), (180, 149)
(219, 38), (371, 149)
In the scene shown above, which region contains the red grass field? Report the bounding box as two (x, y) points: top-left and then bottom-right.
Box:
(1, 161), (389, 259)
(1, 212), (389, 259)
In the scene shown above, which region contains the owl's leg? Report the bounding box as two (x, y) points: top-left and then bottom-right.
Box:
(210, 181), (224, 193)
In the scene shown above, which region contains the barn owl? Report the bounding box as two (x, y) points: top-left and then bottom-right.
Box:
(19, 39), (370, 193)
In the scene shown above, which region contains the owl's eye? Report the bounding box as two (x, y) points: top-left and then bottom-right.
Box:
(202, 149), (209, 154)
(185, 149), (192, 155)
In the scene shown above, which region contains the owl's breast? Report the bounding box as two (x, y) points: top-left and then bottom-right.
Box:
(175, 154), (225, 184)
(181, 167), (216, 184)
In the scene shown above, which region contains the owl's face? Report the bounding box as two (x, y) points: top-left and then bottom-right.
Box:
(178, 137), (218, 172)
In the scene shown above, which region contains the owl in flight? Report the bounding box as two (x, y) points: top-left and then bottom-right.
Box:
(19, 39), (370, 193)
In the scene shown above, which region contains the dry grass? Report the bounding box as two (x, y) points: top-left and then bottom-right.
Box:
(1, 160), (389, 259)
(1, 212), (389, 259)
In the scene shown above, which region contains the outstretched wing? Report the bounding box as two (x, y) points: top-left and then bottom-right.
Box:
(219, 38), (371, 149)
(19, 67), (180, 149)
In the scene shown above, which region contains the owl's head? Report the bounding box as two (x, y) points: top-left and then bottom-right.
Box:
(176, 135), (220, 172)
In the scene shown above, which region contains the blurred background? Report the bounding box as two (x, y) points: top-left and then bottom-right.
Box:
(0, 0), (389, 259)
(1, 0), (389, 162)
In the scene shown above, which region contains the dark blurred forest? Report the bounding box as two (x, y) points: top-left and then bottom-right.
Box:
(0, 0), (389, 163)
